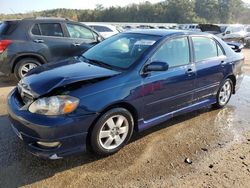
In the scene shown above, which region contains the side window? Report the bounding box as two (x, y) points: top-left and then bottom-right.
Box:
(39, 23), (64, 37)
(31, 24), (41, 35)
(192, 37), (217, 62)
(66, 24), (94, 40)
(151, 37), (190, 68)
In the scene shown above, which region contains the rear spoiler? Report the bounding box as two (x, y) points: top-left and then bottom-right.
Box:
(226, 42), (244, 53)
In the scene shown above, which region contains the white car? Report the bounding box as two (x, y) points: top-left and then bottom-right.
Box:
(199, 24), (247, 44)
(217, 25), (247, 43)
(85, 23), (122, 39)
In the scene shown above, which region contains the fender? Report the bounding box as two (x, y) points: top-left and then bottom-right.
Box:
(10, 52), (48, 72)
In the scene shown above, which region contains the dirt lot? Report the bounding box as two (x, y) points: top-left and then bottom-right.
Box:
(0, 50), (250, 188)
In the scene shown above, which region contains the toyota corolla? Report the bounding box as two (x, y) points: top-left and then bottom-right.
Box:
(7, 30), (244, 159)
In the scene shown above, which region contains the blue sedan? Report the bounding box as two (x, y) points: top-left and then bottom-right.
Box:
(7, 30), (244, 159)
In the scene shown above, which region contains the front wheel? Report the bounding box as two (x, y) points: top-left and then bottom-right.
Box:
(90, 108), (134, 155)
(214, 79), (233, 108)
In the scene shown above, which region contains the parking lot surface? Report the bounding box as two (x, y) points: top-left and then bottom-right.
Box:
(0, 50), (250, 187)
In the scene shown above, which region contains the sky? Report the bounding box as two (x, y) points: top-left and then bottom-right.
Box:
(1, 0), (250, 14)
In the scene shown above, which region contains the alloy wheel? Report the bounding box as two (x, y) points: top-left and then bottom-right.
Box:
(218, 80), (232, 106)
(98, 115), (129, 150)
(20, 63), (38, 78)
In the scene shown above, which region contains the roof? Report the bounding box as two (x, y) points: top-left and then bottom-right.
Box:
(124, 29), (203, 37)
(2, 17), (72, 23)
(24, 17), (69, 21)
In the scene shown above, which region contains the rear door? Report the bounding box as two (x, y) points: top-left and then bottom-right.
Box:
(191, 36), (226, 102)
(30, 22), (75, 62)
(142, 36), (196, 121)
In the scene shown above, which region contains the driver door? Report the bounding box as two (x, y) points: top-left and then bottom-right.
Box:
(142, 36), (196, 121)
(63, 23), (99, 55)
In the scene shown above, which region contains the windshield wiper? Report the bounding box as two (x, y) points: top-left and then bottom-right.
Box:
(81, 56), (115, 70)
(80, 55), (90, 63)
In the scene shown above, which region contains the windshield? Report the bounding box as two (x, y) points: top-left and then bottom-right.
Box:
(83, 33), (161, 70)
(220, 26), (227, 33)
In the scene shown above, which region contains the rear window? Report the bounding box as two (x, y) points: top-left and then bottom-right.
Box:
(39, 23), (64, 37)
(0, 21), (19, 35)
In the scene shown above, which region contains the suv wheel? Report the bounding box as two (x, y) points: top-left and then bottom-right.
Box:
(214, 78), (233, 108)
(90, 108), (134, 155)
(14, 58), (41, 80)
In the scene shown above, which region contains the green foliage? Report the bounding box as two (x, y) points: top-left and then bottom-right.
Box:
(0, 0), (249, 24)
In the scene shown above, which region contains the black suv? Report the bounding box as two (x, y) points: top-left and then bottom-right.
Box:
(0, 17), (103, 80)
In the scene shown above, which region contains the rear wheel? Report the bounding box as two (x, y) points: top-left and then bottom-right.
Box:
(14, 58), (41, 80)
(90, 108), (134, 155)
(214, 79), (233, 108)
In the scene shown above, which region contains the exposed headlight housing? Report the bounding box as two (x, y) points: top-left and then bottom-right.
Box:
(29, 95), (79, 115)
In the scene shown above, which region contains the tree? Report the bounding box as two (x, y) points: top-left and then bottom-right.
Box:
(163, 0), (199, 23)
(1, 0), (250, 24)
(195, 0), (220, 23)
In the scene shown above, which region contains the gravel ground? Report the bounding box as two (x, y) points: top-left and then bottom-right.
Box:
(0, 50), (250, 188)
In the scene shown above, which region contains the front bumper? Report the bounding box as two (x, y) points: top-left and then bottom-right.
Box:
(7, 88), (98, 159)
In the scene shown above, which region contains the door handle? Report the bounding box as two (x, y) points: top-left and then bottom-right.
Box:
(221, 60), (227, 66)
(186, 68), (194, 76)
(72, 43), (80, 47)
(34, 39), (44, 43)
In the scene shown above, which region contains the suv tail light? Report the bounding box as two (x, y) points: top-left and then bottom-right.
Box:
(0, 40), (12, 53)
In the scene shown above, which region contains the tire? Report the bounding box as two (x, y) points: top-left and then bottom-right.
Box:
(14, 58), (41, 80)
(90, 108), (134, 155)
(213, 78), (233, 109)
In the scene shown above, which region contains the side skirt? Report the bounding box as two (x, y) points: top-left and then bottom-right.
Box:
(138, 98), (216, 131)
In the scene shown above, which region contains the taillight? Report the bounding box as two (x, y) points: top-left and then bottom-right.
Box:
(0, 40), (12, 53)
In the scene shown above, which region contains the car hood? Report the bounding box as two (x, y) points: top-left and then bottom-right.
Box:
(199, 24), (222, 34)
(20, 57), (120, 97)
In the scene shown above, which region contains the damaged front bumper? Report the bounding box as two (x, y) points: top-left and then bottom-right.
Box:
(7, 88), (97, 159)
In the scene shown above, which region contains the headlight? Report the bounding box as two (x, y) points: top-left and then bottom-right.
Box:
(29, 95), (79, 115)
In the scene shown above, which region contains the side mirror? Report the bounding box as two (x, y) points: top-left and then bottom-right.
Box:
(97, 36), (103, 42)
(226, 31), (231, 35)
(227, 42), (244, 53)
(144, 61), (169, 73)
